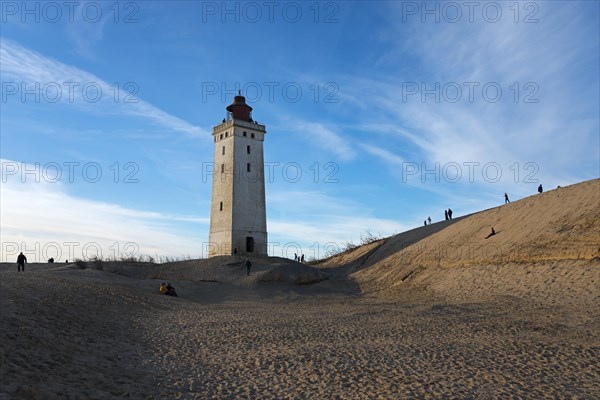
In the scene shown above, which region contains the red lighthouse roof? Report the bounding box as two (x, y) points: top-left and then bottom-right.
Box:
(226, 91), (253, 122)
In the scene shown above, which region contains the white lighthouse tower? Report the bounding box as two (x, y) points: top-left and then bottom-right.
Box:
(208, 93), (268, 257)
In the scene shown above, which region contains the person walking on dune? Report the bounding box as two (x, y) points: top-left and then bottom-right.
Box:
(245, 259), (252, 276)
(538, 184), (543, 193)
(448, 208), (453, 219)
(444, 210), (449, 220)
(504, 193), (510, 204)
(17, 252), (27, 272)
(427, 216), (432, 225)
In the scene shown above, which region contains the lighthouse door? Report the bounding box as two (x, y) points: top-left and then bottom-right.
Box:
(246, 237), (255, 253)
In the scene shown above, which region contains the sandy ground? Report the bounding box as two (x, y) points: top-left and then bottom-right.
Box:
(1, 179), (599, 399)
(0, 261), (598, 399)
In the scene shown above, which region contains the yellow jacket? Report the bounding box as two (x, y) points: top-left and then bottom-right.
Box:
(159, 283), (168, 294)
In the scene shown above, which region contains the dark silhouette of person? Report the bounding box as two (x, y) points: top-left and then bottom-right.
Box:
(538, 184), (543, 193)
(301, 254), (305, 263)
(485, 227), (496, 239)
(48, 258), (54, 263)
(448, 209), (453, 219)
(294, 253), (297, 261)
(427, 216), (432, 225)
(504, 193), (510, 204)
(66, 259), (69, 263)
(444, 210), (449, 220)
(233, 248), (238, 256)
(166, 283), (178, 297)
(17, 252), (27, 272)
(424, 220), (427, 226)
(245, 259), (252, 276)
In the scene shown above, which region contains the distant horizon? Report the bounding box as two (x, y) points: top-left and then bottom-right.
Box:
(1, 1), (599, 261)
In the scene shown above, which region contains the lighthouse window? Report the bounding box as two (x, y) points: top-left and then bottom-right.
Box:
(225, 132), (228, 137)
(243, 131), (247, 137)
(247, 145), (251, 154)
(251, 133), (255, 139)
(221, 163), (225, 173)
(247, 163), (251, 172)
(222, 146), (225, 155)
(220, 134), (223, 140)
(219, 202), (223, 211)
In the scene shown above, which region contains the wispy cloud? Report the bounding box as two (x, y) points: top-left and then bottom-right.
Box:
(283, 119), (356, 161)
(0, 159), (208, 261)
(338, 3), (599, 188)
(0, 39), (208, 137)
(65, 1), (111, 60)
(361, 143), (405, 167)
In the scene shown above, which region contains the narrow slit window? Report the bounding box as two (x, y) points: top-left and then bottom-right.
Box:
(221, 163), (224, 173)
(251, 133), (255, 139)
(222, 146), (225, 155)
(247, 163), (251, 172)
(247, 145), (251, 154)
(219, 202), (223, 211)
(243, 131), (247, 137)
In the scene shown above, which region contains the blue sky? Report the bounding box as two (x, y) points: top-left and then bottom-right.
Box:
(1, 1), (599, 261)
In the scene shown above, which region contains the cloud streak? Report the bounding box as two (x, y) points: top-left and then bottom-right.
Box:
(283, 119), (356, 161)
(0, 159), (208, 261)
(339, 3), (599, 189)
(0, 39), (207, 137)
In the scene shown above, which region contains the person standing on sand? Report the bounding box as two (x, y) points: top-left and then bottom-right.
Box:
(424, 220), (427, 226)
(448, 209), (453, 219)
(427, 216), (431, 225)
(245, 259), (252, 276)
(538, 184), (543, 193)
(504, 193), (510, 204)
(444, 210), (449, 220)
(17, 252), (27, 272)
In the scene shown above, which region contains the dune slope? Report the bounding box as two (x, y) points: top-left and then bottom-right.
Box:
(351, 179), (600, 306)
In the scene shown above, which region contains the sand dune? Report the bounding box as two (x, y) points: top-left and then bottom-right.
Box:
(350, 179), (599, 307)
(1, 178), (598, 398)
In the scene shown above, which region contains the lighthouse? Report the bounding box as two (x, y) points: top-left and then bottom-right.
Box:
(208, 93), (268, 257)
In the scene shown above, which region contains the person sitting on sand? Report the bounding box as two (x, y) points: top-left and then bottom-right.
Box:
(160, 282), (168, 294)
(484, 227), (496, 239)
(166, 283), (178, 297)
